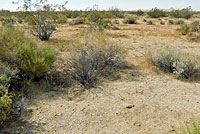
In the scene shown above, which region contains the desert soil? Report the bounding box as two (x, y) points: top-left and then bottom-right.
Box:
(2, 17), (200, 134)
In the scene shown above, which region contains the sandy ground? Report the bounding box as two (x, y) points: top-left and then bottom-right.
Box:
(2, 16), (200, 134)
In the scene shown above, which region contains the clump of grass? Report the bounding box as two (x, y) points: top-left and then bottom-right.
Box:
(151, 47), (199, 79)
(123, 16), (137, 24)
(174, 119), (200, 134)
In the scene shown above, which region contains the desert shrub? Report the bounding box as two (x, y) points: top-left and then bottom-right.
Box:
(0, 27), (56, 82)
(170, 7), (193, 19)
(152, 47), (198, 79)
(67, 32), (124, 88)
(146, 20), (153, 25)
(0, 27), (29, 65)
(84, 6), (113, 32)
(160, 21), (165, 25)
(0, 74), (12, 127)
(17, 43), (56, 81)
(176, 20), (185, 25)
(14, 0), (67, 41)
(147, 7), (167, 18)
(135, 10), (144, 16)
(177, 24), (190, 35)
(112, 25), (119, 30)
(189, 21), (200, 32)
(109, 7), (125, 18)
(69, 18), (84, 25)
(168, 20), (174, 24)
(123, 16), (137, 24)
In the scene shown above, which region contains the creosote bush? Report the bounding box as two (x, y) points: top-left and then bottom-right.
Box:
(152, 47), (199, 79)
(123, 16), (137, 24)
(177, 24), (190, 35)
(0, 27), (56, 84)
(0, 74), (12, 127)
(17, 43), (56, 81)
(67, 32), (124, 88)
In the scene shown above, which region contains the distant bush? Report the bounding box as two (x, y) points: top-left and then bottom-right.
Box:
(160, 21), (165, 25)
(67, 32), (124, 88)
(189, 21), (200, 32)
(152, 47), (198, 79)
(112, 25), (119, 30)
(170, 7), (193, 19)
(177, 24), (190, 35)
(123, 16), (137, 24)
(84, 6), (113, 32)
(168, 20), (174, 24)
(135, 10), (145, 16)
(109, 7), (125, 18)
(147, 7), (167, 18)
(15, 0), (67, 41)
(146, 20), (154, 25)
(69, 18), (84, 25)
(176, 20), (185, 25)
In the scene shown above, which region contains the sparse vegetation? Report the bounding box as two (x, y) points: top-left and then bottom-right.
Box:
(147, 7), (167, 18)
(123, 16), (137, 24)
(67, 32), (124, 88)
(170, 7), (193, 19)
(152, 47), (199, 79)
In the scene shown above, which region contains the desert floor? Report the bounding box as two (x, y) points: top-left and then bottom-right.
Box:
(2, 16), (200, 134)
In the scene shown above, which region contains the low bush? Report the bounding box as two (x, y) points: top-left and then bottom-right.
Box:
(17, 43), (56, 81)
(176, 20), (185, 25)
(177, 24), (190, 35)
(151, 47), (198, 79)
(0, 27), (56, 83)
(147, 20), (154, 25)
(135, 10), (144, 16)
(168, 20), (174, 24)
(189, 21), (200, 32)
(69, 18), (84, 25)
(67, 32), (124, 88)
(147, 7), (167, 18)
(123, 16), (137, 24)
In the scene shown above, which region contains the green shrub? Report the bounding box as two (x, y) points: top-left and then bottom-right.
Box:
(177, 24), (190, 35)
(123, 16), (137, 24)
(189, 21), (200, 32)
(147, 7), (167, 18)
(84, 6), (113, 32)
(17, 43), (56, 81)
(151, 47), (198, 79)
(0, 28), (56, 82)
(0, 74), (12, 127)
(170, 8), (193, 19)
